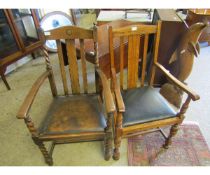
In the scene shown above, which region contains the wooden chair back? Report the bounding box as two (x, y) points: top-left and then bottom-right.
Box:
(109, 21), (161, 89)
(45, 25), (98, 95)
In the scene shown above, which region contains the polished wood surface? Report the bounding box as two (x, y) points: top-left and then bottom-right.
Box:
(109, 21), (200, 160)
(17, 25), (115, 165)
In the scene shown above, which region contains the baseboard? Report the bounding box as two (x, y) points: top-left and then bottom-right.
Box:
(5, 56), (32, 75)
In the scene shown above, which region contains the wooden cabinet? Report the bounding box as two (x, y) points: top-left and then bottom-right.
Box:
(0, 9), (42, 90)
(151, 9), (187, 86)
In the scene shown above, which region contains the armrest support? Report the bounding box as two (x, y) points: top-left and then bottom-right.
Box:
(155, 62), (200, 101)
(96, 68), (115, 114)
(111, 68), (125, 112)
(17, 70), (51, 119)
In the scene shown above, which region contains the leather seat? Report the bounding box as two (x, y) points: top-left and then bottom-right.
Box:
(122, 87), (176, 127)
(39, 95), (106, 135)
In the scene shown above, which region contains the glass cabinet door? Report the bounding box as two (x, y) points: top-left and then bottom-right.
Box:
(11, 9), (39, 47)
(0, 10), (19, 59)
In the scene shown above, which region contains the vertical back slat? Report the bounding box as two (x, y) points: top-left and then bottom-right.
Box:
(79, 39), (88, 93)
(66, 39), (80, 94)
(134, 35), (140, 87)
(149, 21), (161, 86)
(127, 35), (140, 88)
(120, 36), (124, 89)
(127, 36), (133, 88)
(141, 34), (149, 86)
(109, 27), (115, 68)
(56, 40), (69, 95)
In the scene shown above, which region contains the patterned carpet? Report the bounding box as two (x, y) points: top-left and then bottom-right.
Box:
(128, 123), (210, 166)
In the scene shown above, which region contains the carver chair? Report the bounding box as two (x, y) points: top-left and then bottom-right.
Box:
(109, 21), (200, 160)
(17, 25), (115, 165)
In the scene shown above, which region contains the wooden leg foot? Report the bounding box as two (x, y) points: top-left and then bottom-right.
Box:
(113, 131), (122, 160)
(113, 148), (120, 160)
(104, 152), (111, 161)
(46, 159), (53, 166)
(113, 113), (122, 161)
(33, 138), (53, 166)
(163, 124), (179, 149)
(1, 73), (11, 90)
(104, 134), (112, 161)
(163, 144), (169, 149)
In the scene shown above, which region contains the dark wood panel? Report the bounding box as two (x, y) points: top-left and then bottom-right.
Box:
(151, 9), (187, 86)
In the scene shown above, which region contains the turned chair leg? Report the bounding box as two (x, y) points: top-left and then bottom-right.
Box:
(104, 114), (113, 161)
(163, 124), (179, 149)
(113, 113), (123, 160)
(113, 130), (122, 160)
(32, 138), (53, 166)
(104, 132), (112, 160)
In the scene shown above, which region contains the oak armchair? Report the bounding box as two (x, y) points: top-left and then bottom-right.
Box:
(109, 21), (200, 160)
(16, 25), (115, 165)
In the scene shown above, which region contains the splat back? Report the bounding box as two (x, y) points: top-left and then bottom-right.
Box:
(109, 21), (161, 89)
(45, 26), (98, 95)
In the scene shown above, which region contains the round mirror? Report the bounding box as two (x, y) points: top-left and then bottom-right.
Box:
(40, 11), (73, 52)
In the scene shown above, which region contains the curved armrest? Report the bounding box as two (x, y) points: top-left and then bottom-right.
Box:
(155, 62), (200, 101)
(111, 68), (125, 112)
(17, 71), (51, 119)
(96, 68), (115, 114)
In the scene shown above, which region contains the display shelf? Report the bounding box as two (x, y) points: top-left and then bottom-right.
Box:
(0, 9), (42, 90)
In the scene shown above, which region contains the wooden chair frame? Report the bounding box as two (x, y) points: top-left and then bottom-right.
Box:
(17, 25), (115, 165)
(109, 21), (200, 160)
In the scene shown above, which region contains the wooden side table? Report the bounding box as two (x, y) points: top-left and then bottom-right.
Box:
(97, 10), (153, 26)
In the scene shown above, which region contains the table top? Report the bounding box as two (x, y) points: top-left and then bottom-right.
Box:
(97, 10), (154, 23)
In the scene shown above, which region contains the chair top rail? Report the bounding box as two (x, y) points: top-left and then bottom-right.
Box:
(45, 26), (94, 40)
(112, 24), (157, 37)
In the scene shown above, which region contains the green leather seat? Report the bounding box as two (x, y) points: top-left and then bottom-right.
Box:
(122, 87), (176, 127)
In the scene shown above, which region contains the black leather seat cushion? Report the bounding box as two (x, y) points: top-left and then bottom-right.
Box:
(122, 86), (176, 127)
